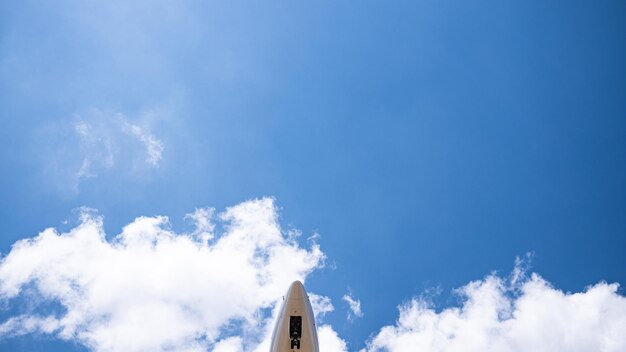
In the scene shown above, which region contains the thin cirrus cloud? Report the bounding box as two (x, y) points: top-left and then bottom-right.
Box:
(73, 109), (164, 174)
(0, 199), (624, 352)
(38, 108), (164, 195)
(118, 116), (164, 168)
(342, 292), (363, 321)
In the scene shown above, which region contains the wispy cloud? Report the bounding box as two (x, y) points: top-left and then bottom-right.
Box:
(119, 116), (163, 167)
(0, 198), (347, 352)
(343, 291), (363, 321)
(309, 293), (335, 319)
(39, 108), (165, 195)
(184, 207), (215, 243)
(72, 110), (164, 173)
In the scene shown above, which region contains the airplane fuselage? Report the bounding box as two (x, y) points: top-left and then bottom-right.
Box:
(270, 281), (319, 352)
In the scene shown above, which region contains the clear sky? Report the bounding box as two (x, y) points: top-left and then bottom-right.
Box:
(0, 1), (625, 351)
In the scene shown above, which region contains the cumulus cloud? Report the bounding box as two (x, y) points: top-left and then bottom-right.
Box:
(0, 198), (348, 352)
(363, 262), (626, 352)
(318, 325), (348, 352)
(343, 291), (363, 320)
(1, 199), (624, 352)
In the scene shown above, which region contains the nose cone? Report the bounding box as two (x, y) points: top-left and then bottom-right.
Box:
(286, 280), (306, 301)
(270, 280), (319, 352)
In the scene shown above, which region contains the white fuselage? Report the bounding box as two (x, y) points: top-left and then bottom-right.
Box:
(270, 281), (319, 352)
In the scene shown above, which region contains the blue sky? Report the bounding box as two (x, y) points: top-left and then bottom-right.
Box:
(1, 1), (625, 351)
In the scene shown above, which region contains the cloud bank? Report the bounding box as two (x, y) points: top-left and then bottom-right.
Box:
(0, 199), (624, 352)
(364, 269), (626, 352)
(0, 198), (346, 352)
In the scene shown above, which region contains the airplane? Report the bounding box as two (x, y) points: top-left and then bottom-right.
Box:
(270, 281), (320, 352)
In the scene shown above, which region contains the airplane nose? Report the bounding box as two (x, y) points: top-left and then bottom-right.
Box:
(287, 280), (306, 301)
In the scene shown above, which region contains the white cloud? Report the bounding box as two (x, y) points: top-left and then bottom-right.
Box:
(185, 207), (215, 243)
(1, 199), (624, 352)
(0, 315), (60, 336)
(343, 292), (363, 320)
(363, 267), (626, 352)
(318, 325), (348, 352)
(212, 336), (243, 352)
(309, 293), (335, 318)
(39, 108), (165, 195)
(72, 110), (163, 171)
(0, 198), (339, 352)
(119, 116), (163, 167)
